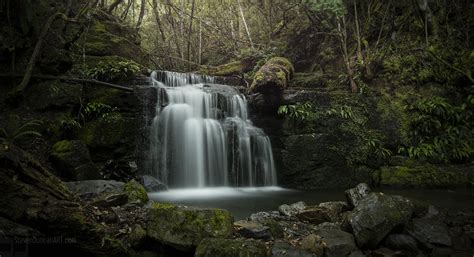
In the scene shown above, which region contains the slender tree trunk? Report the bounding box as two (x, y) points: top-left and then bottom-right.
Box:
(237, 0), (254, 49)
(136, 0), (146, 31)
(107, 0), (124, 13)
(187, 0), (196, 71)
(121, 0), (133, 19)
(199, 19), (202, 65)
(337, 18), (358, 93)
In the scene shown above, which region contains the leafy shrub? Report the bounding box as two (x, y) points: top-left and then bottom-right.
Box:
(85, 59), (140, 82)
(82, 102), (119, 121)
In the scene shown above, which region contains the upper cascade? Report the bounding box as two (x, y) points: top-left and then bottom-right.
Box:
(148, 71), (277, 188)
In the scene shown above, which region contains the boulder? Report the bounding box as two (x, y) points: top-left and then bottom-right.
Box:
(250, 57), (294, 113)
(347, 193), (413, 248)
(345, 183), (371, 208)
(382, 234), (419, 255)
(315, 222), (342, 230)
(147, 202), (233, 251)
(319, 201), (351, 220)
(348, 251), (367, 257)
(90, 193), (128, 208)
(300, 234), (324, 256)
(100, 159), (139, 182)
(406, 217), (452, 248)
(272, 240), (314, 257)
(279, 201), (307, 216)
(140, 175), (168, 192)
(234, 220), (272, 240)
(50, 140), (100, 181)
(296, 207), (331, 225)
(124, 179), (149, 204)
(316, 229), (357, 257)
(195, 238), (268, 257)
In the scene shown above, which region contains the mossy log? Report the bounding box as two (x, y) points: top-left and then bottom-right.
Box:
(200, 58), (256, 77)
(250, 57), (294, 94)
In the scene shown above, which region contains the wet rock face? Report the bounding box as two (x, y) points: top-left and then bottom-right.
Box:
(146, 202), (234, 251)
(140, 175), (168, 192)
(195, 238), (268, 257)
(346, 192), (414, 248)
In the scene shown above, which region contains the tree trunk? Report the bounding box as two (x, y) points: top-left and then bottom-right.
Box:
(237, 0), (254, 49)
(136, 0), (146, 31)
(107, 0), (123, 13)
(187, 0), (196, 71)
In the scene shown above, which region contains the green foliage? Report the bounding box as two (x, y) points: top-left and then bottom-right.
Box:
(84, 59), (140, 82)
(82, 102), (119, 121)
(401, 96), (474, 162)
(278, 102), (316, 121)
(303, 0), (346, 17)
(0, 118), (42, 151)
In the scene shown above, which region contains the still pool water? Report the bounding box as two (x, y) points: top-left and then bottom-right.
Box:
(148, 187), (474, 220)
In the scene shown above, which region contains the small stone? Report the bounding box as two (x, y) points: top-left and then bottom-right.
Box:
(279, 201), (307, 216)
(315, 229), (357, 257)
(234, 220), (272, 240)
(301, 234), (324, 256)
(296, 207), (331, 225)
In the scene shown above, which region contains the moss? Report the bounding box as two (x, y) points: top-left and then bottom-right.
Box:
(378, 164), (474, 188)
(147, 203), (234, 251)
(264, 220), (284, 239)
(250, 56), (294, 93)
(267, 57), (295, 78)
(124, 180), (148, 204)
(195, 238), (268, 257)
(291, 72), (326, 88)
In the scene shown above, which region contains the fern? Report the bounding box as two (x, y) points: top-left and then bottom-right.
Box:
(0, 119), (43, 151)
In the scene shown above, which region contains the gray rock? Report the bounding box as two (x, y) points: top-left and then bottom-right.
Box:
(279, 201), (307, 216)
(234, 220), (272, 240)
(345, 183), (371, 208)
(140, 175), (168, 192)
(250, 211), (296, 223)
(407, 217), (452, 248)
(65, 180), (125, 199)
(347, 193), (413, 248)
(316, 229), (357, 257)
(195, 238), (267, 257)
(319, 201), (351, 221)
(296, 207), (331, 225)
(382, 234), (419, 254)
(272, 240), (314, 257)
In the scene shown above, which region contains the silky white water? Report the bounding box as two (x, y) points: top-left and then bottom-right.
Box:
(149, 71), (277, 188)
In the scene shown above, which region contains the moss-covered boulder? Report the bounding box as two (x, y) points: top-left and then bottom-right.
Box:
(147, 202), (234, 251)
(124, 180), (148, 203)
(251, 57), (294, 93)
(346, 193), (414, 248)
(50, 140), (100, 181)
(195, 238), (268, 257)
(250, 57), (294, 113)
(377, 165), (474, 188)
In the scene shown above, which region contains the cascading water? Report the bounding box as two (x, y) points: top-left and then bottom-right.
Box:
(148, 71), (277, 188)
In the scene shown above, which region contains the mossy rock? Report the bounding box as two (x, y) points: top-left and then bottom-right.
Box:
(200, 58), (256, 76)
(79, 114), (136, 161)
(147, 202), (234, 251)
(50, 140), (100, 181)
(250, 57), (294, 94)
(124, 180), (148, 204)
(74, 20), (145, 64)
(195, 238), (268, 257)
(24, 80), (81, 111)
(377, 165), (474, 188)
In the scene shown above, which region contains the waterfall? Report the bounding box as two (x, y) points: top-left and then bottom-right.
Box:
(148, 71), (277, 188)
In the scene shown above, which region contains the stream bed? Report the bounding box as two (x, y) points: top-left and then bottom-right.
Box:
(148, 187), (474, 220)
